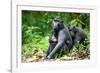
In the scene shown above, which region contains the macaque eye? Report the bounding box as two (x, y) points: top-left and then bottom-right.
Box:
(54, 20), (59, 22)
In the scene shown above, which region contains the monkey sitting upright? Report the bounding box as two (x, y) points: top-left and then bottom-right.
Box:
(46, 17), (73, 59)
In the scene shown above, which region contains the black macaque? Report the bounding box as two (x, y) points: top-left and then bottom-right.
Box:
(46, 17), (87, 59)
(67, 25), (86, 44)
(46, 33), (58, 58)
(46, 17), (73, 59)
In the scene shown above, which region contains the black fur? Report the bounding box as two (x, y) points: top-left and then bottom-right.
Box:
(68, 25), (86, 44)
(46, 17), (73, 59)
(46, 17), (86, 59)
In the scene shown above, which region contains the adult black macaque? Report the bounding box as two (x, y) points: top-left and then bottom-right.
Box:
(46, 17), (73, 59)
(46, 17), (87, 59)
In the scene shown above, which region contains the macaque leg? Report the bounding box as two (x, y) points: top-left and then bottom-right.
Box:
(45, 43), (57, 58)
(47, 41), (64, 59)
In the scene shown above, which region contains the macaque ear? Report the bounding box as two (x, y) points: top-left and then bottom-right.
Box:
(67, 24), (72, 31)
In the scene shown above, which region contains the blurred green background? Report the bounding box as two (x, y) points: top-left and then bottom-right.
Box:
(22, 10), (90, 59)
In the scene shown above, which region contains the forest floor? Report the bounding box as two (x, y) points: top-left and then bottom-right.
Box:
(22, 48), (90, 63)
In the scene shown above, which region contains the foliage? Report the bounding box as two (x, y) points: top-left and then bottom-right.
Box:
(22, 10), (90, 62)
